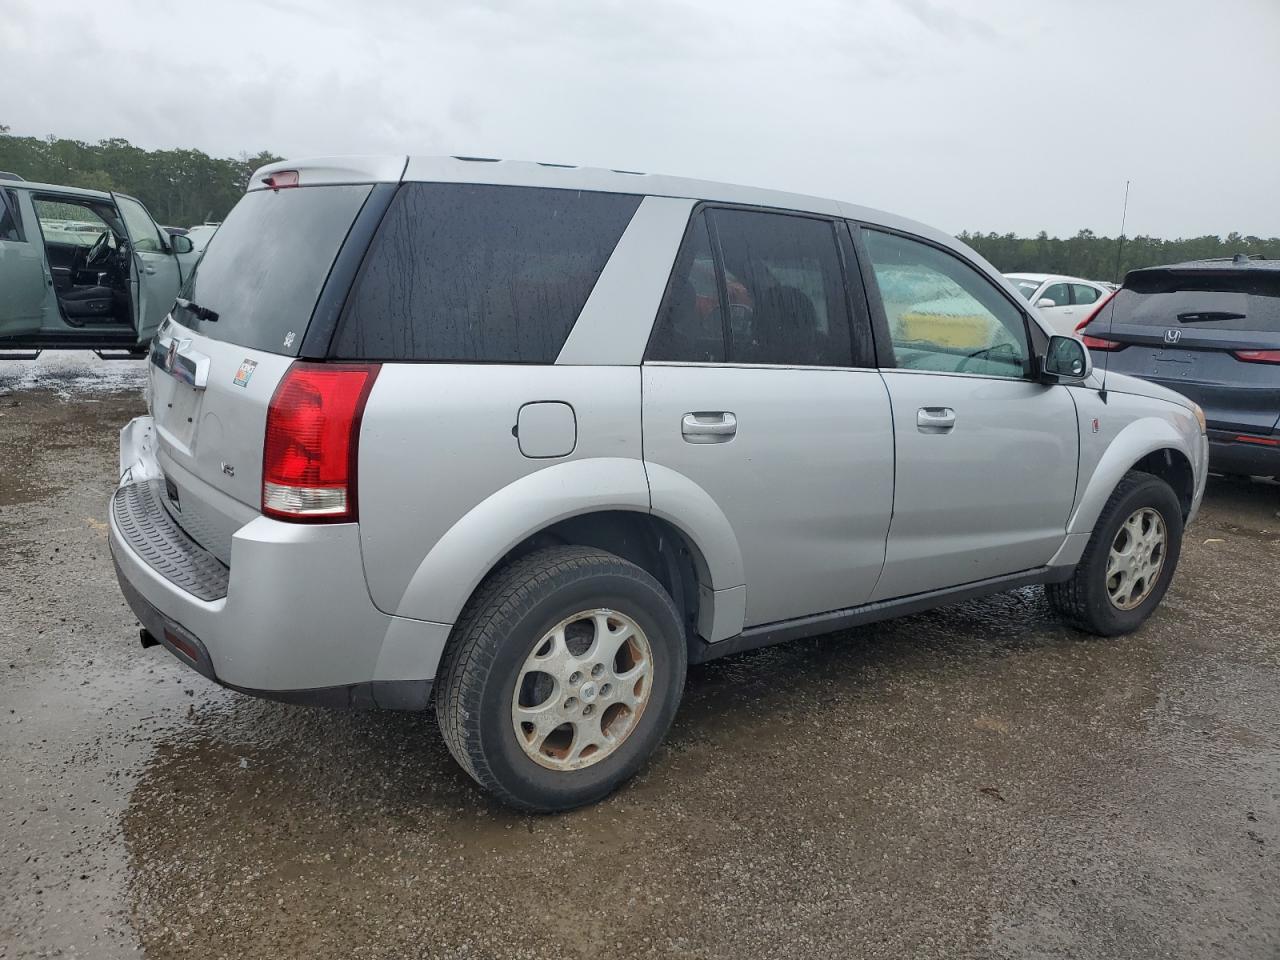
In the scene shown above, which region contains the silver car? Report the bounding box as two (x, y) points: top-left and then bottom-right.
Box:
(110, 157), (1209, 811)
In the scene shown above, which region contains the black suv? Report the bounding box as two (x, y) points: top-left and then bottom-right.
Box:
(1081, 256), (1279, 477)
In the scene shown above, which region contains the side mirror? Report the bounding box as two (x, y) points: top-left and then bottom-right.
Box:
(1036, 297), (1056, 309)
(1041, 335), (1092, 382)
(170, 234), (194, 254)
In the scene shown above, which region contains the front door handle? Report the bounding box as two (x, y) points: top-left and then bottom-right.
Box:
(682, 411), (737, 443)
(917, 406), (956, 433)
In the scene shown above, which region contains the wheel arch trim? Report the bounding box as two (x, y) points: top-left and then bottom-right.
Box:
(1069, 418), (1200, 539)
(388, 458), (745, 633)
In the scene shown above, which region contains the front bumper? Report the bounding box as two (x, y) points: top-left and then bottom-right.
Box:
(109, 416), (451, 709)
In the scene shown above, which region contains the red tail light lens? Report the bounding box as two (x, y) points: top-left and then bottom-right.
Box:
(262, 362), (380, 522)
(1081, 335), (1123, 351)
(1233, 349), (1280, 364)
(1074, 290), (1116, 332)
(1235, 434), (1279, 447)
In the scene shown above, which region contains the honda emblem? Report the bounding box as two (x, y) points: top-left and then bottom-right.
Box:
(1164, 329), (1182, 345)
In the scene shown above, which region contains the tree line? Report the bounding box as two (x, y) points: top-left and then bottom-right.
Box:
(0, 128), (279, 228)
(959, 229), (1278, 282)
(2, 129), (1275, 276)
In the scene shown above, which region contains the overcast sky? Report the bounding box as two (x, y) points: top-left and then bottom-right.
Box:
(3, 0), (1277, 237)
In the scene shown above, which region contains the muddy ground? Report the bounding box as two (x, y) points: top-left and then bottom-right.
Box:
(2, 353), (1278, 959)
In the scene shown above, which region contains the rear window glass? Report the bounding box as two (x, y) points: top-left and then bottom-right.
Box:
(333, 183), (641, 362)
(1110, 270), (1280, 332)
(173, 184), (372, 355)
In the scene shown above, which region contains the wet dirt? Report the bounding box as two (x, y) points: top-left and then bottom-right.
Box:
(1, 360), (1277, 958)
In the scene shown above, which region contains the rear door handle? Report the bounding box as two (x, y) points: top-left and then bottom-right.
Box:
(917, 406), (956, 432)
(682, 412), (737, 443)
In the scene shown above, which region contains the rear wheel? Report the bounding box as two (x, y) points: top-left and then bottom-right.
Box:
(1047, 470), (1183, 636)
(435, 546), (687, 812)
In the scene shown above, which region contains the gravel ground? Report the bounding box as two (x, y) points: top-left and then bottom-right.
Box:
(1, 354), (1278, 959)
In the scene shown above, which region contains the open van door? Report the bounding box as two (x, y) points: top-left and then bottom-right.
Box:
(0, 187), (47, 339)
(112, 193), (183, 342)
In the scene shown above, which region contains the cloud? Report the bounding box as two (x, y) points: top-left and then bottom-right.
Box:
(2, 0), (1277, 236)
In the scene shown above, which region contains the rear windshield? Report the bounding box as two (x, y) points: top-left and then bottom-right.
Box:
(333, 183), (641, 362)
(1110, 269), (1280, 332)
(173, 184), (372, 354)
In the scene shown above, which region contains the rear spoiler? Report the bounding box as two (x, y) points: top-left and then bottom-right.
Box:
(248, 156), (409, 191)
(1121, 266), (1280, 296)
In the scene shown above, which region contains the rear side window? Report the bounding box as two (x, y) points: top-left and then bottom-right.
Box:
(176, 184), (373, 355)
(646, 207), (857, 367)
(1109, 270), (1280, 332)
(713, 209), (853, 366)
(334, 184), (641, 363)
(1071, 283), (1102, 305)
(1039, 282), (1070, 306)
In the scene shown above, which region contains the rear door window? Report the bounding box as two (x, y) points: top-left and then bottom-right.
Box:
(711, 208), (854, 366)
(334, 184), (641, 363)
(1039, 282), (1070, 306)
(173, 184), (373, 355)
(1071, 283), (1101, 305)
(1109, 270), (1280, 332)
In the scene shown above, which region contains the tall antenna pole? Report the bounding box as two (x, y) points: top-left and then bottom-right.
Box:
(1114, 179), (1130, 283)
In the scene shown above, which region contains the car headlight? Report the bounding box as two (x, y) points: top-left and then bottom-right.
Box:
(1191, 403), (1207, 435)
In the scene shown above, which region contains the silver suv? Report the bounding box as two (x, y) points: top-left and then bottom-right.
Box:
(110, 157), (1208, 811)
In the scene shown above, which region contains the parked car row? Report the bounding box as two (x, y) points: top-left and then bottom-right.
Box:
(109, 156), (1209, 811)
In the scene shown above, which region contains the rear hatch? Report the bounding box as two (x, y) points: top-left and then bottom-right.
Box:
(1085, 264), (1280, 435)
(148, 176), (382, 563)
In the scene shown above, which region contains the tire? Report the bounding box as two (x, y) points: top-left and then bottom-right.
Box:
(435, 545), (687, 812)
(1047, 470), (1184, 636)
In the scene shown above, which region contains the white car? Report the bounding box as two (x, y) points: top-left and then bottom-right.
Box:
(184, 223), (219, 254)
(1005, 273), (1112, 335)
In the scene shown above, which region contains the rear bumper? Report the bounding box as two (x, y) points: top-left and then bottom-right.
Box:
(1207, 432), (1280, 477)
(109, 417), (452, 708)
(112, 554), (432, 709)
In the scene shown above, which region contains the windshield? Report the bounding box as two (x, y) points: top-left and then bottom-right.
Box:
(1007, 277), (1042, 301)
(173, 184), (372, 355)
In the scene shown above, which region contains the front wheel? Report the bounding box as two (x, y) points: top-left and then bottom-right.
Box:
(435, 546), (687, 812)
(1047, 470), (1184, 636)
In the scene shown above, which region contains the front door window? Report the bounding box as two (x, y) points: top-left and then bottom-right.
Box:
(863, 229), (1031, 379)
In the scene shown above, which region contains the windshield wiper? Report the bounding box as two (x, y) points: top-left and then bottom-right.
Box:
(1177, 311), (1245, 324)
(175, 297), (219, 323)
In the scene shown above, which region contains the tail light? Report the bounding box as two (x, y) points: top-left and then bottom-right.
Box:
(262, 169), (300, 190)
(1074, 290), (1116, 333)
(1234, 434), (1279, 447)
(1081, 335), (1123, 351)
(1233, 349), (1280, 364)
(262, 362), (380, 522)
